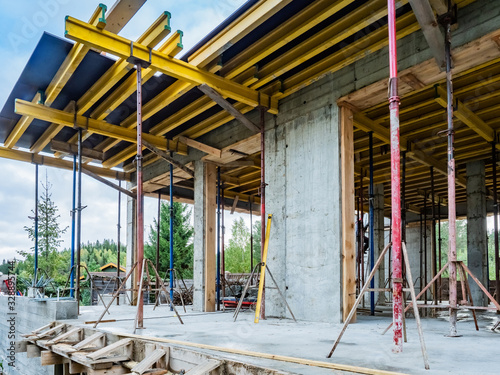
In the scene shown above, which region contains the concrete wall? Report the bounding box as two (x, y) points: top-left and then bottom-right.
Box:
(0, 296), (77, 375)
(405, 223), (433, 300)
(466, 161), (488, 306)
(264, 76), (343, 323)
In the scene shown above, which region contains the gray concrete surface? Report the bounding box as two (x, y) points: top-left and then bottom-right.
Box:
(265, 78), (342, 323)
(466, 161), (488, 307)
(61, 304), (500, 375)
(0, 296), (77, 375)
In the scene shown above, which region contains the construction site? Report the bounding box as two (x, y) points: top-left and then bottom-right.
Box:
(1, 0), (500, 374)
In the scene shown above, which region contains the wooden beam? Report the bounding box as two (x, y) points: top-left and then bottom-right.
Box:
(50, 140), (104, 161)
(231, 195), (240, 214)
(204, 163), (217, 312)
(131, 349), (165, 374)
(340, 105), (356, 323)
(406, 149), (467, 188)
(105, 0), (147, 34)
(73, 332), (105, 350)
(198, 84), (261, 134)
(14, 99), (187, 155)
(81, 167), (135, 199)
(187, 0), (292, 67)
(185, 359), (222, 374)
(353, 112), (409, 151)
(429, 0), (449, 15)
(0, 146), (130, 181)
(41, 351), (65, 366)
(86, 338), (133, 361)
(46, 328), (83, 346)
(435, 85), (496, 144)
(178, 136), (221, 158)
(143, 139), (194, 177)
(408, 0), (446, 70)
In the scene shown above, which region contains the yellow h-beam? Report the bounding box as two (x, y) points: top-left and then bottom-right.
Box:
(255, 214), (272, 324)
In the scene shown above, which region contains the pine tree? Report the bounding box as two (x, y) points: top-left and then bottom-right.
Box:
(145, 202), (194, 279)
(20, 172), (68, 281)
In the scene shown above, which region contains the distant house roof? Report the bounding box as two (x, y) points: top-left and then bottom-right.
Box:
(100, 263), (126, 272)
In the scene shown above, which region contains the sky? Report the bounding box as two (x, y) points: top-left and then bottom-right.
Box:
(0, 0), (251, 262)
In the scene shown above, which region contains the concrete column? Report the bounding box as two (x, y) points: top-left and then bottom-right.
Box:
(373, 183), (386, 305)
(125, 184), (136, 305)
(192, 161), (217, 312)
(466, 160), (488, 306)
(264, 83), (342, 323)
(406, 222), (432, 298)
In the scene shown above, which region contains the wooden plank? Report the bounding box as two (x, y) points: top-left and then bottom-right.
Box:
(407, 149), (467, 188)
(338, 30), (500, 110)
(81, 168), (136, 199)
(36, 323), (66, 339)
(429, 0), (449, 14)
(105, 0), (147, 34)
(130, 349), (165, 374)
(231, 195), (239, 214)
(73, 332), (105, 350)
(408, 0), (446, 70)
(179, 136), (222, 158)
(186, 359), (222, 375)
(51, 140), (104, 161)
(340, 105), (356, 323)
(69, 360), (86, 374)
(41, 350), (65, 366)
(198, 84), (261, 133)
(204, 163), (217, 312)
(27, 344), (41, 358)
(46, 327), (83, 346)
(87, 338), (133, 360)
(143, 139), (194, 177)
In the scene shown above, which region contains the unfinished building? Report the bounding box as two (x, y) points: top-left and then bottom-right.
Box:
(1, 0), (500, 374)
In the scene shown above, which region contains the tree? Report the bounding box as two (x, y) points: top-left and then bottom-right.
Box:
(20, 173), (68, 282)
(224, 218), (261, 273)
(145, 202), (194, 279)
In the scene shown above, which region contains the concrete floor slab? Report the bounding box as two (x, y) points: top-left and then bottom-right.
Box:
(64, 305), (500, 375)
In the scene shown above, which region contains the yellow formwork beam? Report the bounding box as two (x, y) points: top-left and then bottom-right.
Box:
(95, 80), (192, 154)
(220, 0), (356, 80)
(138, 11), (171, 48)
(187, 0), (292, 68)
(0, 146), (130, 181)
(6, 4), (105, 150)
(31, 10), (172, 154)
(280, 13), (419, 98)
(434, 85), (497, 145)
(4, 91), (42, 148)
(15, 99), (187, 155)
(64, 16), (277, 113)
(255, 214), (272, 324)
(353, 112), (409, 151)
(250, 0), (407, 91)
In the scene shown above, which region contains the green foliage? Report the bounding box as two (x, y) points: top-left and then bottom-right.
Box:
(0, 259), (10, 274)
(80, 239), (126, 274)
(144, 202), (194, 279)
(15, 239), (125, 298)
(437, 219), (499, 280)
(224, 217), (261, 273)
(18, 174), (68, 284)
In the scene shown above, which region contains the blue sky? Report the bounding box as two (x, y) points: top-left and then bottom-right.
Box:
(0, 0), (248, 261)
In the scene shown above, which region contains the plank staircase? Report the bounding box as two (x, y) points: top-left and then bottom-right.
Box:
(17, 323), (224, 374)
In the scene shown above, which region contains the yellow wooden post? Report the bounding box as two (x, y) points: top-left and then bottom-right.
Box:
(254, 214), (273, 323)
